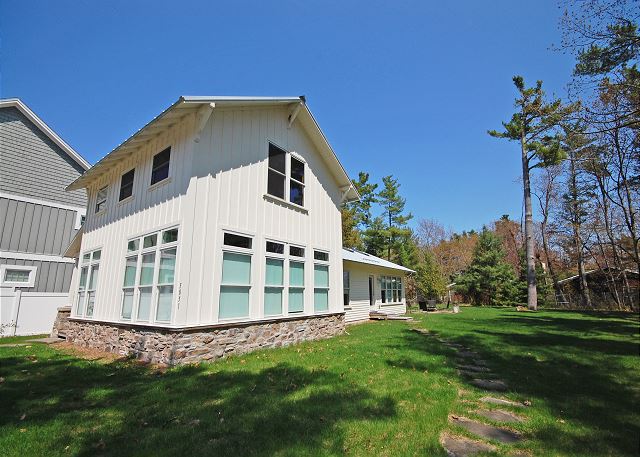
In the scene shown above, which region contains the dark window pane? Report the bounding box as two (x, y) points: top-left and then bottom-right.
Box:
(119, 169), (135, 201)
(268, 143), (286, 174)
(162, 228), (179, 244)
(151, 147), (171, 185)
(314, 251), (328, 261)
(291, 157), (304, 183)
(267, 169), (285, 199)
(381, 290), (387, 303)
(289, 246), (305, 257)
(344, 293), (350, 307)
(290, 180), (304, 206)
(266, 241), (284, 254)
(224, 233), (252, 249)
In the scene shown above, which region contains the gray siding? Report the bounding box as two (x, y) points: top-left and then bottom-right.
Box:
(0, 106), (87, 207)
(1, 257), (75, 293)
(0, 197), (79, 256)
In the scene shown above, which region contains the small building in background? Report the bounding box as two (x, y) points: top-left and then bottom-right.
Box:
(557, 267), (639, 310)
(342, 248), (414, 322)
(0, 99), (89, 336)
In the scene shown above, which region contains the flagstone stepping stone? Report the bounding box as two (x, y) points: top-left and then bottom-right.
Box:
(26, 337), (64, 344)
(475, 409), (523, 423)
(440, 432), (496, 456)
(470, 379), (508, 391)
(451, 416), (522, 443)
(479, 397), (525, 408)
(457, 364), (491, 373)
(459, 370), (497, 379)
(457, 358), (488, 367)
(458, 351), (480, 358)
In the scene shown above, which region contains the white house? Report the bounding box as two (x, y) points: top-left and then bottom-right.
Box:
(62, 96), (362, 364)
(342, 248), (414, 323)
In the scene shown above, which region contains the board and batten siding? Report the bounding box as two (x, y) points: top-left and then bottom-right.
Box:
(74, 105), (344, 328)
(0, 106), (86, 207)
(343, 261), (408, 323)
(0, 257), (74, 293)
(0, 197), (81, 256)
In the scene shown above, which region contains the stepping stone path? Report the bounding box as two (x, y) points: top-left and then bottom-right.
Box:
(424, 332), (531, 455)
(26, 337), (64, 344)
(480, 396), (525, 408)
(475, 409), (523, 423)
(451, 416), (522, 444)
(440, 432), (496, 457)
(470, 379), (508, 392)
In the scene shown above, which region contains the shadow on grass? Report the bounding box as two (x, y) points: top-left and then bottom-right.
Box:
(406, 311), (640, 456)
(0, 352), (396, 456)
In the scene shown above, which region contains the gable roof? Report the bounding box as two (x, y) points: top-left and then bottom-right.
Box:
(0, 98), (90, 171)
(342, 248), (415, 273)
(66, 96), (360, 201)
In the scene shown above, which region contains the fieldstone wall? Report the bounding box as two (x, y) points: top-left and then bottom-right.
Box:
(65, 313), (345, 365)
(50, 306), (72, 338)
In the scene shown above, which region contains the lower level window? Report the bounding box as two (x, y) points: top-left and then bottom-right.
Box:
(314, 264), (329, 312)
(343, 271), (350, 307)
(219, 252), (251, 319)
(76, 249), (100, 317)
(121, 228), (179, 322)
(380, 275), (403, 303)
(289, 261), (305, 313)
(264, 258), (283, 316)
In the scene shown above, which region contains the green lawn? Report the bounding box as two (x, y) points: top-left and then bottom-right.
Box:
(0, 308), (638, 456)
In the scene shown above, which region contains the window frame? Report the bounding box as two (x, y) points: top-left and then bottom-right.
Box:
(313, 249), (330, 313)
(266, 142), (306, 208)
(76, 248), (101, 318)
(219, 231), (254, 321)
(343, 270), (350, 309)
(95, 186), (108, 214)
(0, 265), (37, 288)
(120, 227), (179, 323)
(379, 275), (404, 304)
(150, 146), (172, 187)
(119, 168), (136, 202)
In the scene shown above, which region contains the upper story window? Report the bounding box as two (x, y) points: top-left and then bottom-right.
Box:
(95, 186), (108, 214)
(151, 147), (171, 185)
(267, 143), (305, 206)
(119, 169), (135, 201)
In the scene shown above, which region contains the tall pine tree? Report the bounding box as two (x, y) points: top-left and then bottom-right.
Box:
(377, 175), (413, 261)
(489, 76), (577, 310)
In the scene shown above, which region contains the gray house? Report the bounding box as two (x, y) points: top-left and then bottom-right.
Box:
(0, 98), (90, 336)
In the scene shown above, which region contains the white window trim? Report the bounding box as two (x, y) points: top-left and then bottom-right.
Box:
(343, 270), (351, 309)
(266, 141), (306, 209)
(219, 231), (255, 322)
(95, 185), (108, 215)
(149, 146), (172, 189)
(76, 248), (101, 318)
(122, 226), (180, 324)
(0, 265), (37, 288)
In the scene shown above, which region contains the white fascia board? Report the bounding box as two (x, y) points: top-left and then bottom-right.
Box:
(0, 250), (76, 264)
(0, 98), (91, 170)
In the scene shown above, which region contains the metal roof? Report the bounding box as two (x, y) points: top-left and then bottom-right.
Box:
(66, 96), (360, 202)
(0, 98), (90, 170)
(342, 248), (415, 273)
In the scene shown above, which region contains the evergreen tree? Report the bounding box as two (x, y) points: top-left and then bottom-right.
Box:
(489, 76), (578, 310)
(363, 216), (388, 257)
(350, 172), (378, 229)
(341, 206), (363, 250)
(377, 175), (413, 261)
(416, 248), (447, 300)
(455, 228), (519, 306)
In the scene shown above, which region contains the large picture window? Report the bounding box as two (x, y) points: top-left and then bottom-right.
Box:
(120, 227), (179, 323)
(76, 249), (101, 317)
(314, 264), (329, 312)
(266, 143), (305, 206)
(379, 275), (403, 303)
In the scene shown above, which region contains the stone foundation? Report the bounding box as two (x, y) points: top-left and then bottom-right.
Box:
(51, 306), (72, 338)
(65, 313), (345, 365)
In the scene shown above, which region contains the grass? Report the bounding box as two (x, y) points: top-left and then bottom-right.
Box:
(0, 308), (637, 456)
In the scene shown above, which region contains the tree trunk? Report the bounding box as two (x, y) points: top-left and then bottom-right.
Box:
(568, 153), (592, 308)
(521, 135), (538, 310)
(541, 220), (566, 305)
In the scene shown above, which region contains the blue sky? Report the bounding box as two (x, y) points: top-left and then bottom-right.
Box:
(0, 1), (574, 232)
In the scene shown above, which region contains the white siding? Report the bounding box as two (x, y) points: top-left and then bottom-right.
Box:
(72, 105), (344, 328)
(343, 261), (408, 323)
